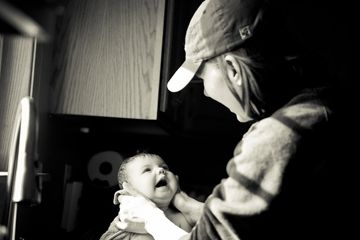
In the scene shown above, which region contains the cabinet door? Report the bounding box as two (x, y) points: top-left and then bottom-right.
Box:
(0, 36), (34, 170)
(50, 0), (166, 119)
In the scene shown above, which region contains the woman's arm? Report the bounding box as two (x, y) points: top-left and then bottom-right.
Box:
(172, 191), (204, 227)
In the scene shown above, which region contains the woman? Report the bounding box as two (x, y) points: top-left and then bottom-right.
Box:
(116, 0), (352, 239)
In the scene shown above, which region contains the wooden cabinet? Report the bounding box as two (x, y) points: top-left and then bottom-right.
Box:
(50, 0), (166, 120)
(0, 36), (34, 170)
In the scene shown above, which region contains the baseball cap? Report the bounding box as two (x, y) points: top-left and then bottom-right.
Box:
(167, 0), (267, 92)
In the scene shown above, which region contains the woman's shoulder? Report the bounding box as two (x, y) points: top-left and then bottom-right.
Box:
(270, 87), (333, 130)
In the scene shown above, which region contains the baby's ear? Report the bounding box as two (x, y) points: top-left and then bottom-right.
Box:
(122, 182), (129, 191)
(122, 182), (139, 196)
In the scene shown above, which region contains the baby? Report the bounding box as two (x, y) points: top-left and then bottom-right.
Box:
(99, 153), (192, 240)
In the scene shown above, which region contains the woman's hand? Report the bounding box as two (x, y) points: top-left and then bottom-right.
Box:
(172, 191), (204, 226)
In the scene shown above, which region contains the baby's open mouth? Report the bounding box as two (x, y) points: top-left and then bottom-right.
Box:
(155, 178), (168, 188)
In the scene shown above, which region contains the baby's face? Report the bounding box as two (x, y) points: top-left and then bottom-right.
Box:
(125, 156), (178, 208)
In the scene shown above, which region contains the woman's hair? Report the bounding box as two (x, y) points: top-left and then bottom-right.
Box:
(117, 152), (163, 189)
(212, 34), (306, 120)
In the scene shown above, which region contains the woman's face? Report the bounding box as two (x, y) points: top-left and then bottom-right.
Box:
(196, 61), (252, 122)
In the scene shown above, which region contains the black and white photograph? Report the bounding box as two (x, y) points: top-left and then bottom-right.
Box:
(0, 0), (355, 240)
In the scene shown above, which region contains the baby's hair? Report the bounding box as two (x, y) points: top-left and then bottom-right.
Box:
(117, 152), (163, 189)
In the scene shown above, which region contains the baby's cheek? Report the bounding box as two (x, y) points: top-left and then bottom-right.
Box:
(133, 184), (153, 198)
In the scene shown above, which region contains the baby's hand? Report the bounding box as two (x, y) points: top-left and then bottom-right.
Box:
(115, 213), (147, 234)
(113, 189), (128, 205)
(118, 194), (157, 219)
(116, 183), (164, 231)
(113, 182), (150, 204)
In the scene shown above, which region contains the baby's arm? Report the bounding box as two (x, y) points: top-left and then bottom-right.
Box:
(99, 217), (130, 240)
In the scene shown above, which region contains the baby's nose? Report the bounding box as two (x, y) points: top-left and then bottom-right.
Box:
(158, 168), (166, 174)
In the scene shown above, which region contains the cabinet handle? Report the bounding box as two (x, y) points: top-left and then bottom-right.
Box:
(4, 97), (40, 240)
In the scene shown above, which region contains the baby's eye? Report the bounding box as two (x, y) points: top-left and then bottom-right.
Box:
(142, 168), (151, 173)
(162, 165), (169, 170)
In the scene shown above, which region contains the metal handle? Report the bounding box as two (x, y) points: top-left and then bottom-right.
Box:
(4, 97), (40, 240)
(7, 96), (40, 204)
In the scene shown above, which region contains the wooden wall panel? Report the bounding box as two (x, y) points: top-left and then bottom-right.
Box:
(50, 0), (166, 119)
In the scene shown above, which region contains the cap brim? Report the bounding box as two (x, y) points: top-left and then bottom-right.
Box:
(167, 60), (202, 92)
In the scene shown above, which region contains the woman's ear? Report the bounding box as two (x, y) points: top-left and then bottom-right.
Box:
(224, 55), (241, 86)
